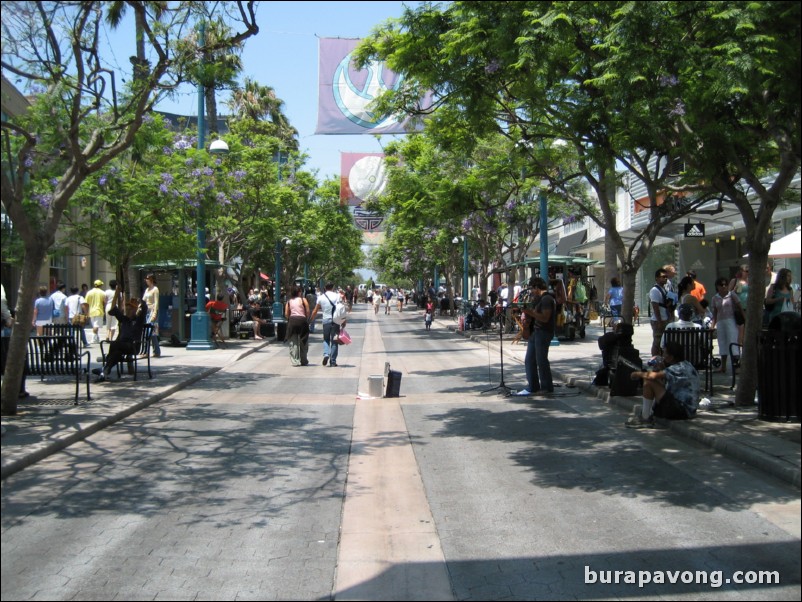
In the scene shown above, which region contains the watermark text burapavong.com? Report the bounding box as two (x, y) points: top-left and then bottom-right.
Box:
(585, 566), (780, 589)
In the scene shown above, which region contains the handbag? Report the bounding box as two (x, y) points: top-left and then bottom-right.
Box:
(336, 328), (352, 345)
(72, 313), (87, 326)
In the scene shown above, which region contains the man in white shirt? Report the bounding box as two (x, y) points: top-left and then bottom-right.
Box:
(661, 304), (701, 350)
(49, 282), (69, 325)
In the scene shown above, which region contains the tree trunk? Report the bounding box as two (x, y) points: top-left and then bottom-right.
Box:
(620, 267), (638, 326)
(1, 247), (47, 415)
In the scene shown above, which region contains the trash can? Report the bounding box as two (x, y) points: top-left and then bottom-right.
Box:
(758, 329), (801, 422)
(275, 320), (287, 342)
(368, 375), (383, 398)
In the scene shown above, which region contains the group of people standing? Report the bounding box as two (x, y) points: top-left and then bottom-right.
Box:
(649, 262), (797, 375)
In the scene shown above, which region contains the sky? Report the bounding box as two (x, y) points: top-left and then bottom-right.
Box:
(105, 1), (425, 180)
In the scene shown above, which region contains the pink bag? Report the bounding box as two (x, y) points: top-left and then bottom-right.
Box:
(336, 328), (352, 345)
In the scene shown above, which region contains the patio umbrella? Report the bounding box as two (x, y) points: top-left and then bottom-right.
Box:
(768, 227), (801, 259)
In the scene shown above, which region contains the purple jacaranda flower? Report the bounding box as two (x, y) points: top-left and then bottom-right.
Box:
(668, 101), (686, 117)
(98, 175), (108, 187)
(659, 74), (679, 87)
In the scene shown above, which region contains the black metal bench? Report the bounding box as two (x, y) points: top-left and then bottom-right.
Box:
(230, 308), (250, 338)
(26, 334), (91, 404)
(662, 327), (714, 393)
(99, 324), (153, 380)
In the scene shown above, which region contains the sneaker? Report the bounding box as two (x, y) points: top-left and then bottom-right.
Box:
(323, 356), (329, 366)
(92, 368), (102, 376)
(515, 389), (534, 396)
(625, 415), (654, 429)
(94, 374), (106, 383)
(330, 361), (338, 367)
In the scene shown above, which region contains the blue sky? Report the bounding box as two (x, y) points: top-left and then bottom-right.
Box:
(105, 1), (424, 180)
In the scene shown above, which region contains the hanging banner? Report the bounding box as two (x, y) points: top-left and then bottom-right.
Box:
(340, 152), (387, 205)
(317, 37), (420, 135)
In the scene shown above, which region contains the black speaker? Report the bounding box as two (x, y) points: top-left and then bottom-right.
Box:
(260, 323), (275, 337)
(275, 322), (287, 342)
(610, 346), (642, 397)
(385, 370), (402, 398)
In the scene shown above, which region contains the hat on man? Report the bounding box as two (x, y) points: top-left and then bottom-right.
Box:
(94, 279), (103, 287)
(687, 270), (697, 278)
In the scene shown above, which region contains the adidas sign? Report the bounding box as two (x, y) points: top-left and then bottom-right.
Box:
(684, 223), (705, 238)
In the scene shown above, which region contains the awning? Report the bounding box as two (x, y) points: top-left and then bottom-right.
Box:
(768, 227), (801, 259)
(555, 231), (587, 256)
(260, 272), (270, 281)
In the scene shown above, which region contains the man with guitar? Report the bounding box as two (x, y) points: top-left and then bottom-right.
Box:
(516, 277), (556, 397)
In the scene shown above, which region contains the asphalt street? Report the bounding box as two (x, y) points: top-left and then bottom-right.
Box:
(1, 304), (800, 601)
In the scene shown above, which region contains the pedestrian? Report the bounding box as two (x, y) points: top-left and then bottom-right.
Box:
(424, 296), (434, 330)
(309, 282), (343, 367)
(626, 341), (700, 428)
(649, 268), (674, 357)
(765, 268), (794, 323)
(663, 264), (679, 313)
(711, 278), (743, 375)
(285, 285), (310, 366)
(85, 279), (106, 344)
(65, 286), (89, 346)
(240, 297), (268, 339)
(397, 288), (404, 312)
(104, 280), (118, 341)
(372, 288), (381, 315)
(92, 284), (147, 383)
(516, 277), (555, 397)
(383, 287), (393, 314)
(142, 274), (161, 358)
(31, 285), (54, 336)
(677, 276), (707, 325)
(305, 286), (318, 333)
(604, 277), (624, 320)
(49, 282), (69, 326)
(205, 293), (229, 347)
(686, 270), (707, 303)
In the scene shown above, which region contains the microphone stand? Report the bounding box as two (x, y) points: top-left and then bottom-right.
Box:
(482, 314), (513, 396)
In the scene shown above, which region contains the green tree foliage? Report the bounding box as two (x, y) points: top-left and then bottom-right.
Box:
(0, 0), (259, 415)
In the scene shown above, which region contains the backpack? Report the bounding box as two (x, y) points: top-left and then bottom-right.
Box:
(328, 293), (348, 325)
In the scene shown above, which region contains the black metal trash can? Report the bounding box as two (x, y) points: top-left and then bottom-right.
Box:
(275, 321), (287, 342)
(758, 329), (801, 422)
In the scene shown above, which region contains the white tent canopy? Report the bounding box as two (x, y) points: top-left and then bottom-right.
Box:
(768, 226), (801, 259)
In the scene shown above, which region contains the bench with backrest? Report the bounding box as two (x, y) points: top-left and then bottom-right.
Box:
(662, 326), (714, 393)
(26, 333), (91, 404)
(99, 323), (153, 380)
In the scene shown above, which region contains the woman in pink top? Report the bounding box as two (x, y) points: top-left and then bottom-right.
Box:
(285, 285), (310, 366)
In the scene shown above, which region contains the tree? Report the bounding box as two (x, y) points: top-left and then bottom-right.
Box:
(227, 78), (299, 149)
(0, 0), (259, 415)
(590, 1), (800, 405)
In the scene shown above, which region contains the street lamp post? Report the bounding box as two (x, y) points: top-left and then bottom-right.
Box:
(453, 236), (469, 301)
(187, 22), (229, 350)
(272, 238), (291, 322)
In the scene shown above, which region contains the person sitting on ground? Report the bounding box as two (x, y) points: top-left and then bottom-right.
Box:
(626, 341), (700, 428)
(93, 284), (147, 383)
(240, 298), (268, 340)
